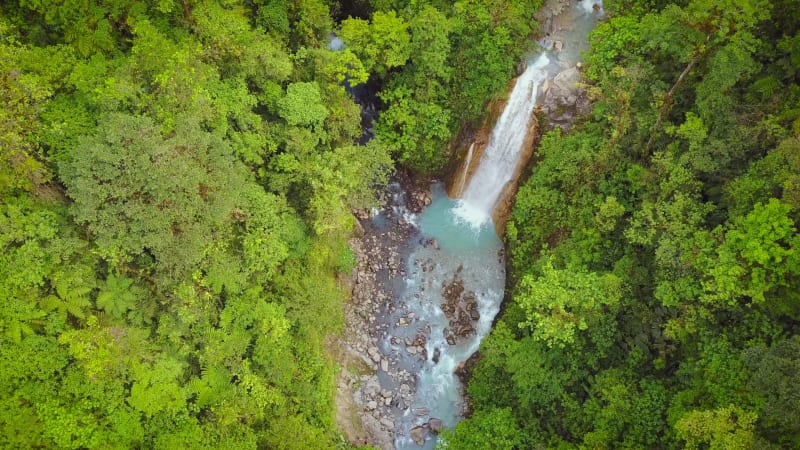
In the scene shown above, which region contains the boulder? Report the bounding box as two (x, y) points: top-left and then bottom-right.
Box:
(410, 425), (428, 446)
(368, 347), (381, 363)
(543, 65), (587, 132)
(552, 67), (580, 94)
(381, 417), (395, 431)
(428, 418), (443, 434)
(444, 328), (456, 346)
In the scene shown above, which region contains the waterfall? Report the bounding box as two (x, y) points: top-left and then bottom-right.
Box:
(347, 3), (604, 449)
(454, 53), (550, 228)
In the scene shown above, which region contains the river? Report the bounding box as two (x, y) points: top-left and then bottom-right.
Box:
(340, 1), (604, 448)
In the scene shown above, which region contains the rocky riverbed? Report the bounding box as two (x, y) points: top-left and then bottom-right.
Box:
(334, 174), (440, 449)
(536, 0), (601, 130)
(334, 174), (506, 449)
(333, 2), (603, 448)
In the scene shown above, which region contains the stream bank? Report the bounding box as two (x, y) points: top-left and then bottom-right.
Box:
(334, 173), (427, 449)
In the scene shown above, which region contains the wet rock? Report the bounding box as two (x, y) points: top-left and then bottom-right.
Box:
(442, 278), (465, 303)
(440, 275), (481, 345)
(444, 329), (457, 346)
(454, 323), (476, 338)
(428, 418), (443, 434)
(421, 238), (441, 250)
(432, 347), (441, 364)
(380, 358), (388, 372)
(516, 59), (528, 76)
(410, 425), (428, 446)
(413, 407), (430, 416)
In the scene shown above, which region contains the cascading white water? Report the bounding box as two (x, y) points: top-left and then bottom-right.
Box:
(454, 53), (550, 228)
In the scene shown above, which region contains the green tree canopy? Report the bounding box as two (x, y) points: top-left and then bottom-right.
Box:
(59, 113), (246, 282)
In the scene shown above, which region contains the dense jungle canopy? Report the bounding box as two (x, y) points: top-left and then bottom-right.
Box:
(0, 0), (798, 448)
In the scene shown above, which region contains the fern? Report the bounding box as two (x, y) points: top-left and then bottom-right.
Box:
(189, 365), (233, 409)
(752, 75), (781, 100)
(41, 275), (93, 320)
(96, 274), (141, 320)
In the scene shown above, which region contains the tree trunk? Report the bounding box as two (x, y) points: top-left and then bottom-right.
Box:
(643, 58), (697, 155)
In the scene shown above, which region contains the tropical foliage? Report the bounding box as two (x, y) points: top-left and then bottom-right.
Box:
(454, 0), (800, 448)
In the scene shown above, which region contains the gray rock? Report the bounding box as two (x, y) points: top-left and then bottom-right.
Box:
(428, 418), (443, 434)
(552, 67), (580, 93)
(368, 347), (381, 363)
(469, 308), (480, 321)
(410, 425), (428, 446)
